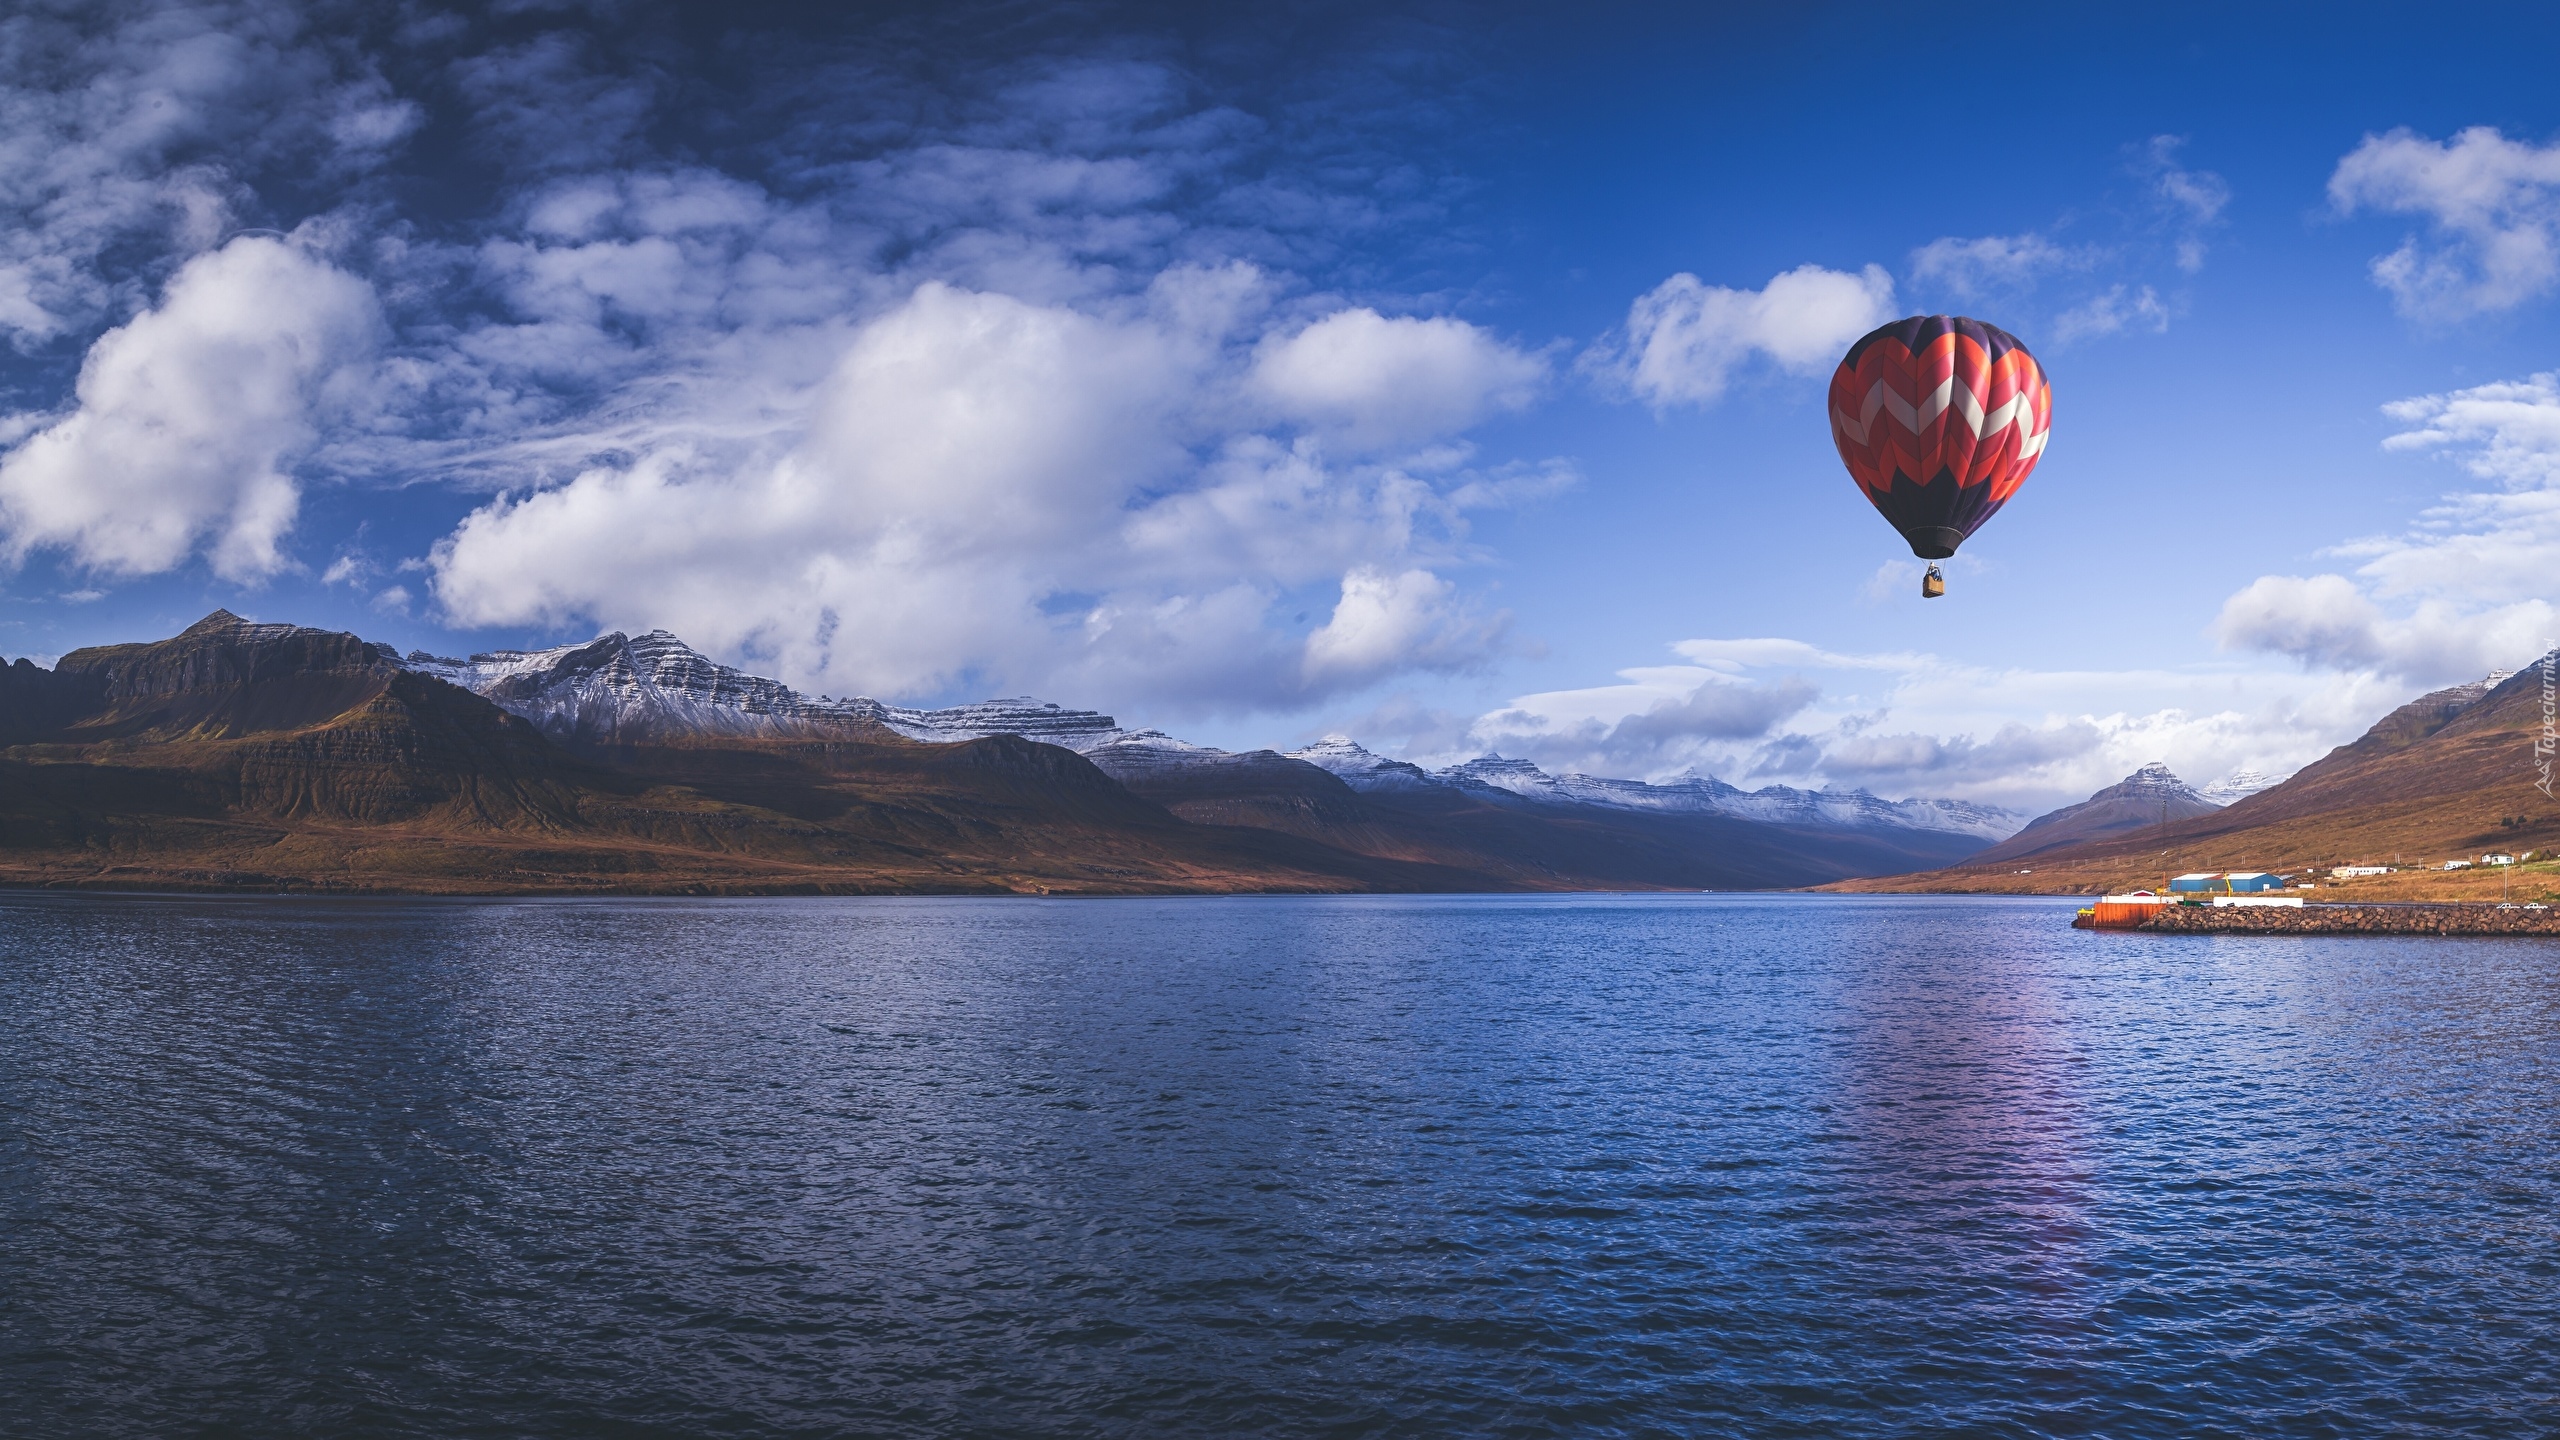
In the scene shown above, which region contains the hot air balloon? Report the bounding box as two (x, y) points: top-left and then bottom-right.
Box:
(1827, 315), (2051, 598)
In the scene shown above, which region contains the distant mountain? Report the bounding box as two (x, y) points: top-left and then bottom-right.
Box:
(1291, 738), (2023, 840)
(1972, 762), (2223, 864)
(0, 613), (1469, 895)
(1, 612), (2021, 894)
(409, 631), (1132, 748)
(2199, 769), (2280, 805)
(1838, 666), (2560, 893)
(414, 633), (2020, 845)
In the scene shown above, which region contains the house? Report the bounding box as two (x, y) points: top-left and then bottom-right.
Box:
(2330, 865), (2391, 878)
(2484, 854), (2516, 866)
(2170, 871), (2287, 893)
(2443, 859), (2474, 870)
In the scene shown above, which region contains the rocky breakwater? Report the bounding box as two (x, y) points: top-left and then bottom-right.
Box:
(2140, 903), (2560, 936)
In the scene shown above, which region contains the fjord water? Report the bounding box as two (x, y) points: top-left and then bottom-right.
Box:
(2, 894), (2553, 1438)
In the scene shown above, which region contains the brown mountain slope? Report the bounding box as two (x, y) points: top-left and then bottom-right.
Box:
(1830, 662), (2560, 895)
(4, 610), (2029, 896)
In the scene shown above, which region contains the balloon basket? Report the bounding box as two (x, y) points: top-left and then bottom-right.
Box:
(1920, 563), (1945, 599)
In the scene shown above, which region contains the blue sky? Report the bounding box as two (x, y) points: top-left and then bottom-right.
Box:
(4, 0), (2559, 811)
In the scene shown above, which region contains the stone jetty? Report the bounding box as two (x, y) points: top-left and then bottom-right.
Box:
(2135, 903), (2560, 936)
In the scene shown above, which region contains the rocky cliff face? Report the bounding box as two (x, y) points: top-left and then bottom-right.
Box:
(408, 630), (891, 742)
(882, 699), (1126, 751)
(39, 610), (406, 742)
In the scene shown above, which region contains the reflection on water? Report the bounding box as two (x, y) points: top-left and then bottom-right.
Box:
(2, 892), (2555, 1437)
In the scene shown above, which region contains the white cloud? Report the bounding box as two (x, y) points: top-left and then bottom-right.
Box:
(1302, 566), (1498, 685)
(2330, 127), (2560, 319)
(1253, 309), (1543, 452)
(1590, 264), (1895, 407)
(1468, 670), (1821, 781)
(1908, 233), (2087, 299)
(2211, 371), (2560, 686)
(1901, 138), (2223, 340)
(0, 236), (383, 581)
(2381, 371), (2560, 488)
(2052, 284), (2168, 343)
(430, 277), (1534, 710)
(2139, 135), (2229, 272)
(2214, 574), (2552, 685)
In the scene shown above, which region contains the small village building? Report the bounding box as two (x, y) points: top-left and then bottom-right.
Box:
(2221, 871), (2284, 892)
(2331, 865), (2391, 878)
(2484, 854), (2517, 866)
(2168, 873), (2222, 893)
(2443, 859), (2474, 870)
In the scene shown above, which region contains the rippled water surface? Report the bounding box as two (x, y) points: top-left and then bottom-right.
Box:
(3, 892), (2557, 1438)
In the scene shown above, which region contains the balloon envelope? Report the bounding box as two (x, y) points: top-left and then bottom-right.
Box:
(1827, 315), (2050, 560)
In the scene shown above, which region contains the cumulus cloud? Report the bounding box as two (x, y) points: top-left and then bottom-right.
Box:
(0, 236), (383, 580)
(430, 276), (1533, 709)
(1589, 264), (1895, 407)
(1253, 309), (1544, 451)
(2330, 127), (2560, 319)
(2215, 575), (2552, 685)
(1303, 566), (1501, 685)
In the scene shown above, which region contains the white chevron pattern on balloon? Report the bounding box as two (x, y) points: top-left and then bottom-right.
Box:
(1831, 378), (2048, 448)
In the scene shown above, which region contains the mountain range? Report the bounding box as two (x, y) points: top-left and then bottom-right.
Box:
(0, 612), (2031, 894)
(413, 628), (2028, 839)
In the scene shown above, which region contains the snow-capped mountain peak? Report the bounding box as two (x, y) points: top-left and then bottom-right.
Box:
(2199, 768), (2280, 805)
(405, 626), (2021, 840)
(1283, 736), (1447, 792)
(1377, 750), (2023, 839)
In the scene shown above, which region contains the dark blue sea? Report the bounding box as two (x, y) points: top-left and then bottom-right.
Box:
(3, 892), (2555, 1438)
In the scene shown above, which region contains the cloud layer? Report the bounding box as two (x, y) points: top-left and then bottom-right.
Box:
(1588, 264), (1895, 407)
(1419, 632), (2406, 813)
